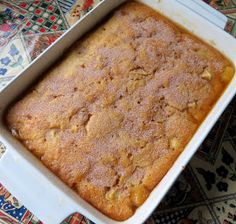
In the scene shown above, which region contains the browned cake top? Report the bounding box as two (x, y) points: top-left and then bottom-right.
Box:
(7, 1), (234, 221)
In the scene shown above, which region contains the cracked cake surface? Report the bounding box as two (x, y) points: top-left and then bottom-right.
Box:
(6, 1), (234, 221)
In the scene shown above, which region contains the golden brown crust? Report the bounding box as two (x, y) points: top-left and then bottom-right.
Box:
(6, 1), (234, 221)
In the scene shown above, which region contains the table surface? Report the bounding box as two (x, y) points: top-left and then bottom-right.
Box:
(0, 0), (236, 223)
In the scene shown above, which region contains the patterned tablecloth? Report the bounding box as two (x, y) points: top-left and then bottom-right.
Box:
(0, 0), (236, 223)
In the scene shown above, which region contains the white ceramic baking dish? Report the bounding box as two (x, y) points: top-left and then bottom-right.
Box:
(1, 0), (236, 224)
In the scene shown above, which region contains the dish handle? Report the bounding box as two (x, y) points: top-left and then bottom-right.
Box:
(0, 140), (77, 224)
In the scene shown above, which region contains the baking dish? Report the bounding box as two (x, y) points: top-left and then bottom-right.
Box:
(1, 0), (236, 224)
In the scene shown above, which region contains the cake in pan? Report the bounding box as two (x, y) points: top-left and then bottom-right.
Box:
(6, 1), (234, 221)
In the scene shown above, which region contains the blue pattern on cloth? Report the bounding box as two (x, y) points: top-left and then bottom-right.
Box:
(0, 195), (27, 221)
(58, 0), (77, 14)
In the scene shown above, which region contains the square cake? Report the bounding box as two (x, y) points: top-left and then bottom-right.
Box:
(6, 1), (234, 221)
